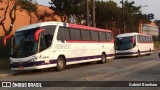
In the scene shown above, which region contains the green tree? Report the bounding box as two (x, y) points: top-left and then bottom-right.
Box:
(68, 0), (85, 24)
(95, 1), (121, 29)
(123, 1), (150, 32)
(49, 0), (83, 22)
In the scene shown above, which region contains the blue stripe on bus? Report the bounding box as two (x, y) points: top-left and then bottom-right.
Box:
(10, 54), (115, 68)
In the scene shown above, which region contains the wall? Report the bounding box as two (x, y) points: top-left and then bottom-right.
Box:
(0, 2), (61, 36)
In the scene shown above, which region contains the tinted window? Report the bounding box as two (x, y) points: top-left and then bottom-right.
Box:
(57, 27), (70, 40)
(143, 36), (146, 42)
(140, 36), (143, 42)
(148, 37), (150, 42)
(70, 28), (81, 40)
(146, 36), (149, 42)
(42, 25), (56, 35)
(99, 32), (106, 41)
(137, 35), (140, 43)
(106, 32), (112, 41)
(41, 25), (55, 48)
(40, 34), (53, 51)
(150, 36), (153, 42)
(90, 31), (99, 41)
(81, 30), (91, 40)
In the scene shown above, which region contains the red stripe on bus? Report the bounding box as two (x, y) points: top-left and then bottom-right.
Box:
(66, 40), (114, 43)
(138, 33), (151, 37)
(68, 23), (111, 33)
(139, 42), (153, 44)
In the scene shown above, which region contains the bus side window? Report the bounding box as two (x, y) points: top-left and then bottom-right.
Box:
(40, 34), (53, 51)
(99, 32), (106, 41)
(70, 28), (81, 40)
(147, 36), (149, 43)
(106, 32), (112, 41)
(81, 30), (91, 41)
(151, 37), (153, 42)
(57, 27), (70, 41)
(90, 31), (99, 41)
(137, 35), (140, 43)
(45, 34), (53, 47)
(40, 35), (46, 51)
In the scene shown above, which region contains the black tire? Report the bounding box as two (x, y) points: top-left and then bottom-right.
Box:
(98, 53), (106, 64)
(137, 50), (140, 58)
(56, 57), (65, 71)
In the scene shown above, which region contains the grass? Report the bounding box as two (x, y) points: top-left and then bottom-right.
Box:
(0, 58), (10, 70)
(154, 41), (160, 50)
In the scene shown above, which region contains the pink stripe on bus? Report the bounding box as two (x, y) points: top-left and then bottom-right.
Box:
(138, 33), (151, 37)
(68, 23), (111, 33)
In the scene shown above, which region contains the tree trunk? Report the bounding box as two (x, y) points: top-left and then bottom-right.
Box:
(29, 13), (32, 24)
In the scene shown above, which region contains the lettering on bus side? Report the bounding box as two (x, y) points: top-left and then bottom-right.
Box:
(55, 44), (71, 49)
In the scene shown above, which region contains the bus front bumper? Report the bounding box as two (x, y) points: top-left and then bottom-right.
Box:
(115, 51), (137, 57)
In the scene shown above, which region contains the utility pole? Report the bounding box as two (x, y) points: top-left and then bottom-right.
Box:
(86, 0), (89, 26)
(91, 0), (96, 27)
(122, 0), (125, 33)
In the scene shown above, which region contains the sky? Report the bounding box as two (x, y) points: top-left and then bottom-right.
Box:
(36, 0), (160, 20)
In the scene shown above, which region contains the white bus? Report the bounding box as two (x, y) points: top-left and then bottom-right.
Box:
(115, 32), (154, 57)
(4, 21), (115, 71)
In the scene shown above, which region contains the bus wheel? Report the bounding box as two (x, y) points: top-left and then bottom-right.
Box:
(56, 57), (65, 71)
(137, 51), (140, 58)
(98, 53), (106, 64)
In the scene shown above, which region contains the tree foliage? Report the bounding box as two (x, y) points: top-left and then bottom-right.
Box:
(48, 0), (150, 33)
(95, 1), (121, 29)
(95, 0), (150, 33)
(49, 0), (84, 22)
(123, 1), (150, 32)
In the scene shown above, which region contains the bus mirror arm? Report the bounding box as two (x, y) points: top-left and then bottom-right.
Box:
(3, 34), (14, 46)
(34, 28), (44, 41)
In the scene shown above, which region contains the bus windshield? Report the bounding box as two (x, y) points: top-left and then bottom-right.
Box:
(11, 25), (56, 58)
(115, 36), (136, 50)
(11, 28), (39, 58)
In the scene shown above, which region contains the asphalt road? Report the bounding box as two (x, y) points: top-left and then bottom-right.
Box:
(0, 52), (160, 90)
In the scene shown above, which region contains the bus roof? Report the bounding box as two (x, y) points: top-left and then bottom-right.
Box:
(68, 23), (111, 32)
(16, 21), (65, 32)
(16, 21), (111, 33)
(116, 32), (151, 38)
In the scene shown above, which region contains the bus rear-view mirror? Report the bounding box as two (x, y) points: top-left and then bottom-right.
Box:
(3, 34), (14, 46)
(132, 37), (135, 43)
(34, 28), (44, 41)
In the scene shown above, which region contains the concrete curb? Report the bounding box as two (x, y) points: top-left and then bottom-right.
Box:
(0, 70), (16, 78)
(0, 73), (12, 77)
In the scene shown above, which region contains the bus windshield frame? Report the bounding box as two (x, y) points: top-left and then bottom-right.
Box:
(11, 27), (40, 58)
(11, 25), (56, 58)
(115, 36), (136, 50)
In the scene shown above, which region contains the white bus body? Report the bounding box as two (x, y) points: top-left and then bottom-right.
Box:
(115, 32), (154, 57)
(8, 21), (115, 70)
